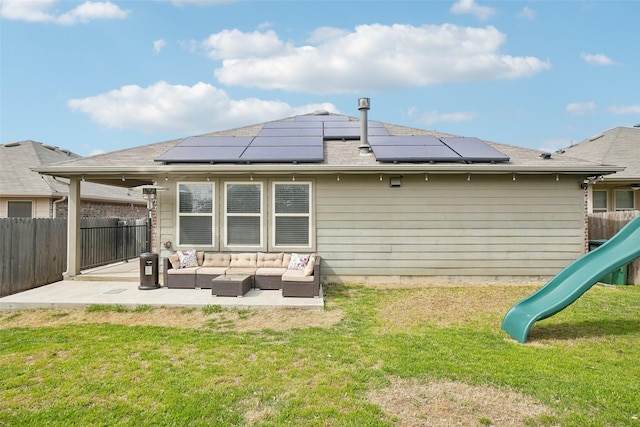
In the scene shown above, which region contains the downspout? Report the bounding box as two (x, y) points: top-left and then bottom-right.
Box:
(52, 196), (66, 218)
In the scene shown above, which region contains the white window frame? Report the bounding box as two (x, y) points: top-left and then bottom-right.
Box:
(224, 181), (264, 249)
(272, 181), (312, 250)
(176, 182), (215, 247)
(592, 190), (608, 213)
(614, 189), (635, 211)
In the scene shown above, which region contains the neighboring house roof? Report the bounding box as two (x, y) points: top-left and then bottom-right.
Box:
(562, 126), (640, 181)
(34, 113), (621, 184)
(0, 140), (145, 204)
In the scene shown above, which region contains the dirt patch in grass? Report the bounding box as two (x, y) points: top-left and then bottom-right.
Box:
(0, 306), (343, 332)
(375, 285), (540, 332)
(368, 378), (551, 426)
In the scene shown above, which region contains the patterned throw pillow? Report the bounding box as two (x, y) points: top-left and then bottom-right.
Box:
(178, 250), (198, 268)
(288, 253), (310, 270)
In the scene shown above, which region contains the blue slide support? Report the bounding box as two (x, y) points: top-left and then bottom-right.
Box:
(502, 216), (640, 343)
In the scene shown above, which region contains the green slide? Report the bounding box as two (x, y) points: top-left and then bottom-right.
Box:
(502, 215), (640, 343)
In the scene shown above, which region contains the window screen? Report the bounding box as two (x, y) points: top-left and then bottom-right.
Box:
(8, 201), (32, 218)
(177, 183), (214, 245)
(274, 183), (310, 246)
(225, 183), (262, 246)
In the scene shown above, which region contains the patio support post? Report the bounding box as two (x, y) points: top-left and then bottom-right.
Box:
(64, 177), (82, 278)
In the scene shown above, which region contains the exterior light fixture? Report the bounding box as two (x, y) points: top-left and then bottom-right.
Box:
(467, 173), (471, 182)
(425, 173), (428, 181)
(121, 176), (126, 181)
(379, 174), (383, 181)
(512, 173), (516, 181)
(556, 173), (560, 181)
(336, 174), (340, 182)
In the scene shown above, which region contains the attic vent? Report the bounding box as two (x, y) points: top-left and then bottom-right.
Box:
(3, 142), (20, 148)
(540, 152), (552, 160)
(589, 133), (604, 141)
(311, 110), (329, 115)
(42, 144), (56, 151)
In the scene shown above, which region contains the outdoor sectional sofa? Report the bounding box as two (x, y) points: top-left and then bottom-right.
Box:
(162, 251), (321, 298)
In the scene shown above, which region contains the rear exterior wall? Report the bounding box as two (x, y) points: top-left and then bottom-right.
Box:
(155, 172), (585, 285)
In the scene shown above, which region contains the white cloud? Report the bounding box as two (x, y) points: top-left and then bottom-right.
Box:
(67, 81), (337, 134)
(417, 110), (477, 126)
(608, 104), (640, 114)
(206, 24), (550, 94)
(518, 6), (536, 20)
(153, 39), (167, 53)
(566, 102), (596, 116)
(580, 52), (616, 66)
(450, 0), (495, 21)
(203, 29), (285, 60)
(0, 0), (128, 25)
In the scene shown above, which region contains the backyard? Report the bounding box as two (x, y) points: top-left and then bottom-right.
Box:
(1, 283), (639, 426)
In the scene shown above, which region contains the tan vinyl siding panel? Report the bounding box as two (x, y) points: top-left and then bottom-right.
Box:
(316, 174), (585, 281)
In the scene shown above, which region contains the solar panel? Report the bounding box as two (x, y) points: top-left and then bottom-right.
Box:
(250, 136), (323, 147)
(241, 145), (323, 162)
(441, 137), (510, 162)
(154, 114), (509, 164)
(371, 145), (462, 162)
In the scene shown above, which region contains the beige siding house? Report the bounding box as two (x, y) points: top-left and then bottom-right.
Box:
(36, 109), (621, 285)
(0, 140), (146, 219)
(562, 126), (640, 213)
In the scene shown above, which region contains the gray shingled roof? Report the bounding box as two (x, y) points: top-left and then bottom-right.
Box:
(34, 113), (621, 183)
(563, 126), (640, 180)
(0, 140), (144, 204)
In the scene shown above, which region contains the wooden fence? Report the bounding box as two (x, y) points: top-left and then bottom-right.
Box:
(588, 210), (640, 284)
(0, 218), (147, 297)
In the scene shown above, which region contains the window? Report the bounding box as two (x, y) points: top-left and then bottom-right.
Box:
(225, 183), (262, 246)
(177, 183), (214, 246)
(615, 190), (634, 211)
(592, 190), (607, 213)
(273, 182), (311, 247)
(8, 201), (32, 218)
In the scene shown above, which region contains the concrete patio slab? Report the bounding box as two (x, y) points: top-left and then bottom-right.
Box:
(0, 260), (324, 311)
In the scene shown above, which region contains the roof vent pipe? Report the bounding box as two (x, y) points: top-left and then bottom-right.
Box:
(358, 98), (371, 155)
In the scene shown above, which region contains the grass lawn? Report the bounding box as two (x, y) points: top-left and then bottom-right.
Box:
(1, 283), (639, 426)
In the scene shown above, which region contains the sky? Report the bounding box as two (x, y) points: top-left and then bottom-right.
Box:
(1, 0), (639, 158)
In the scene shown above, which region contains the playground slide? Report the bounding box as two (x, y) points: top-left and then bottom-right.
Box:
(502, 215), (640, 343)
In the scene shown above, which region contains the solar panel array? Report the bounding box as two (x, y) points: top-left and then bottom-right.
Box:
(155, 114), (509, 164)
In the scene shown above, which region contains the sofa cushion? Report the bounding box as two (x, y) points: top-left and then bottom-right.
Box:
(178, 250), (198, 268)
(203, 253), (231, 267)
(304, 253), (316, 276)
(257, 252), (284, 268)
(282, 253), (292, 267)
(288, 253), (310, 270)
(230, 253), (257, 268)
(282, 269), (314, 283)
(167, 266), (200, 275)
(255, 267), (287, 276)
(197, 267), (229, 276)
(169, 254), (180, 269)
